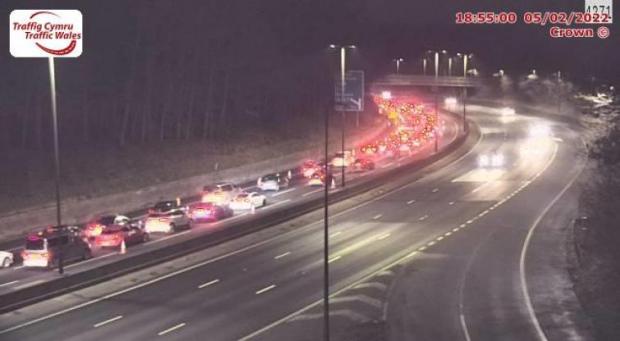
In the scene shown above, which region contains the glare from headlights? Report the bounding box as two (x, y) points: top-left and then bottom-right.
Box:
(529, 124), (551, 138)
(444, 97), (458, 107)
(381, 91), (392, 100)
(501, 107), (515, 116)
(478, 154), (490, 167)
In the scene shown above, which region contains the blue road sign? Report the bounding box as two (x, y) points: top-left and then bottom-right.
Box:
(335, 70), (364, 112)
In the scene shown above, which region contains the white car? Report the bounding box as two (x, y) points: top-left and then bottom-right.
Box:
(331, 151), (355, 168)
(144, 210), (192, 234)
(0, 251), (13, 268)
(257, 173), (289, 191)
(201, 182), (241, 205)
(478, 152), (504, 168)
(229, 192), (267, 210)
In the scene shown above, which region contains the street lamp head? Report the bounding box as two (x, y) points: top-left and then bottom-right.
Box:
(456, 53), (462, 57)
(441, 50), (447, 54)
(347, 45), (357, 49)
(329, 44), (337, 49)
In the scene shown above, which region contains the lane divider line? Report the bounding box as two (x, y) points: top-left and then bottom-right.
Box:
(255, 284), (277, 295)
(158, 322), (186, 336)
(198, 279), (220, 289)
(274, 252), (291, 260)
(93, 315), (123, 328)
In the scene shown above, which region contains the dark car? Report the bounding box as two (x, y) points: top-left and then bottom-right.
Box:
(149, 200), (184, 215)
(188, 202), (234, 222)
(94, 224), (149, 248)
(353, 158), (375, 172)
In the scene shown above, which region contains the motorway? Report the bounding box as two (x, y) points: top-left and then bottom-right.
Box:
(0, 115), (458, 297)
(0, 103), (584, 341)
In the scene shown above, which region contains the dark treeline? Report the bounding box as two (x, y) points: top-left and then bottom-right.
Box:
(0, 1), (358, 152)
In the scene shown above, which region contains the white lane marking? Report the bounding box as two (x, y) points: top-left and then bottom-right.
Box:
(381, 162), (394, 169)
(65, 251), (118, 269)
(460, 314), (472, 341)
(271, 188), (296, 197)
(274, 252), (291, 260)
(427, 241), (436, 247)
(406, 199), (416, 205)
(329, 231), (342, 239)
(264, 199), (292, 210)
(471, 182), (490, 193)
(377, 233), (391, 241)
(147, 229), (193, 245)
(418, 245), (427, 251)
(466, 219), (473, 224)
(2, 165), (436, 335)
(432, 188), (439, 193)
(255, 284), (276, 295)
(12, 265), (24, 270)
(198, 279), (220, 289)
(93, 315), (123, 328)
(372, 214), (383, 220)
(0, 280), (18, 287)
(520, 143), (574, 341)
(453, 227), (460, 232)
(328, 255), (341, 263)
(158, 323), (186, 336)
(449, 201), (455, 205)
(302, 189), (323, 197)
(419, 215), (429, 221)
(0, 119), (465, 336)
(436, 236), (444, 241)
(444, 232), (452, 237)
(13, 279), (45, 291)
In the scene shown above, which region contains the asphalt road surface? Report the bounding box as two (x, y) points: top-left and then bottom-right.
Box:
(0, 104), (584, 341)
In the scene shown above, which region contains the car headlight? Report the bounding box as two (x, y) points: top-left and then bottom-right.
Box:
(478, 155), (490, 167)
(501, 107), (515, 116)
(491, 153), (504, 167)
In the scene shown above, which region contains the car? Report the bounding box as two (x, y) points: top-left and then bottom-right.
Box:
(478, 152), (504, 168)
(352, 158), (375, 172)
(149, 200), (185, 215)
(22, 225), (92, 269)
(230, 192), (267, 210)
(331, 151), (355, 167)
(82, 214), (131, 239)
(144, 210), (192, 234)
(201, 182), (241, 205)
(0, 251), (13, 268)
(257, 173), (290, 191)
(94, 224), (149, 248)
(360, 143), (378, 156)
(308, 170), (333, 187)
(188, 202), (234, 222)
(377, 140), (388, 153)
(301, 160), (323, 178)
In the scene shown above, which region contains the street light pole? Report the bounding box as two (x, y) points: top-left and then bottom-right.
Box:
(323, 71), (331, 341)
(434, 52), (439, 153)
(48, 57), (62, 227)
(394, 58), (403, 74)
(340, 47), (346, 188)
(448, 57), (452, 77)
(423, 58), (427, 75)
(462, 54), (468, 132)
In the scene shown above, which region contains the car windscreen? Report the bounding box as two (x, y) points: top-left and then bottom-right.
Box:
(25, 238), (44, 250)
(98, 216), (116, 225)
(203, 185), (216, 192)
(262, 175), (277, 181)
(153, 202), (175, 211)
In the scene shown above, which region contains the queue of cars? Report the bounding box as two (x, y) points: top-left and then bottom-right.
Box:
(12, 150), (380, 270)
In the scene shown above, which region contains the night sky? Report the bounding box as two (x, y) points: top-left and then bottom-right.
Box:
(1, 0), (618, 82)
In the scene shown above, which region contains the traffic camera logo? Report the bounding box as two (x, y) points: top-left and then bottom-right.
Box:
(10, 10), (83, 58)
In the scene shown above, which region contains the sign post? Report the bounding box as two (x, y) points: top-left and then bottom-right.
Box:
(10, 10), (83, 231)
